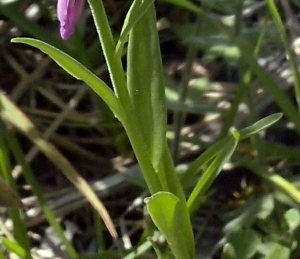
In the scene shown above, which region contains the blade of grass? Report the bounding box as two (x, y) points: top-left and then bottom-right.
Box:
(0, 122), (31, 259)
(2, 238), (27, 259)
(93, 210), (105, 254)
(0, 125), (22, 208)
(6, 130), (78, 258)
(266, 0), (300, 114)
(0, 93), (118, 239)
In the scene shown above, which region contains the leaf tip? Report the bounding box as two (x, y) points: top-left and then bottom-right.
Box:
(11, 37), (25, 44)
(276, 112), (283, 119)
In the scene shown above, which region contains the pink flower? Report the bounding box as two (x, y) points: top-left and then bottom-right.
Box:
(57, 0), (85, 40)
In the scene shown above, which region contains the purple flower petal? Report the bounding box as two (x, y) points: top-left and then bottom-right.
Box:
(57, 0), (85, 40)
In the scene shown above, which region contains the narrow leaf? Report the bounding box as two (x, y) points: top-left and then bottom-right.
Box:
(187, 132), (239, 215)
(182, 114), (281, 186)
(266, 0), (300, 114)
(116, 0), (155, 56)
(11, 38), (123, 120)
(2, 238), (27, 258)
(239, 113), (282, 139)
(127, 3), (167, 170)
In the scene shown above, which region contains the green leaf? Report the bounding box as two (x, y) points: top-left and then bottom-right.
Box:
(180, 135), (231, 187)
(284, 208), (300, 231)
(231, 127), (240, 140)
(187, 132), (239, 215)
(264, 243), (291, 259)
(227, 229), (261, 259)
(145, 192), (194, 259)
(127, 4), (166, 170)
(116, 0), (155, 56)
(11, 38), (123, 120)
(2, 238), (27, 258)
(181, 114), (281, 187)
(239, 113), (283, 139)
(222, 244), (238, 259)
(266, 0), (300, 115)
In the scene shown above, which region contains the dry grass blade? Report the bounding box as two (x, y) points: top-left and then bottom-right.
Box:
(0, 92), (118, 239)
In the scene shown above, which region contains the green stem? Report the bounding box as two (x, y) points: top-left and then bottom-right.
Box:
(87, 0), (130, 105)
(88, 0), (163, 193)
(122, 116), (163, 193)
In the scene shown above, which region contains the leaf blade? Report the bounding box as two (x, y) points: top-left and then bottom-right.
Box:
(11, 38), (123, 120)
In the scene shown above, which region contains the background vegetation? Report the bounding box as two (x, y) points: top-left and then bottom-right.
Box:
(1, 0), (300, 258)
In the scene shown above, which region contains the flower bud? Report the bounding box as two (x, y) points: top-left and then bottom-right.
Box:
(57, 0), (84, 40)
